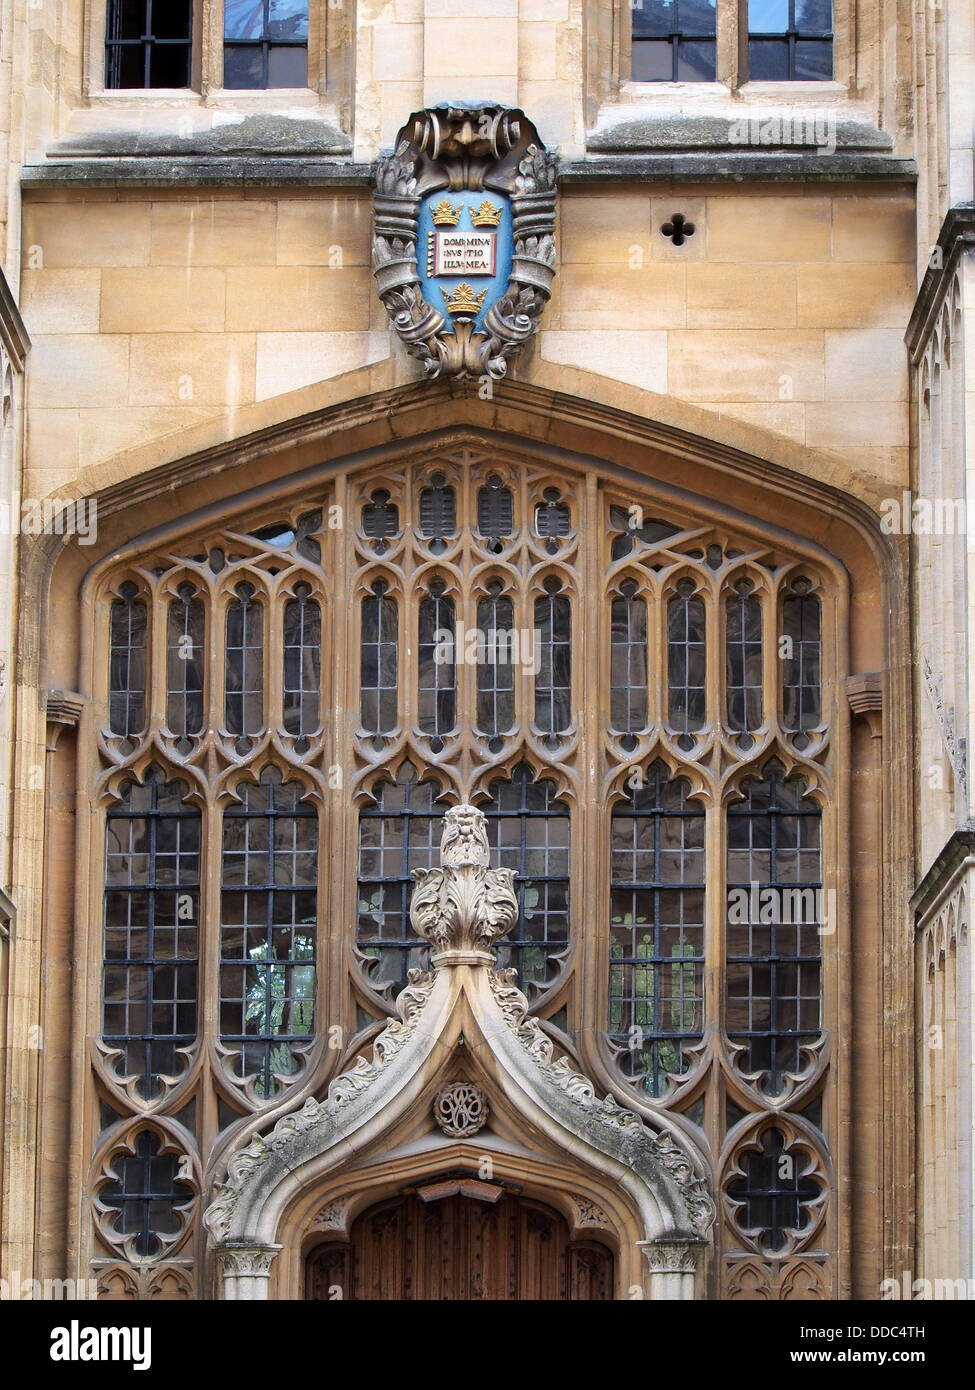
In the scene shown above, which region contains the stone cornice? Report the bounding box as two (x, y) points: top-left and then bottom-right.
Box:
(910, 825), (975, 923)
(905, 204), (975, 362)
(22, 152), (916, 191)
(0, 266), (30, 371)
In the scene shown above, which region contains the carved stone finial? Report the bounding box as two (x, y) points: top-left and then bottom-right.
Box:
(410, 804), (517, 961)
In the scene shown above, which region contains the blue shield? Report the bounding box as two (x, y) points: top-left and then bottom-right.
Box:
(417, 190), (513, 333)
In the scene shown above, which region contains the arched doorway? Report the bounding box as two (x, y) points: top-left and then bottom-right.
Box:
(305, 1186), (614, 1301)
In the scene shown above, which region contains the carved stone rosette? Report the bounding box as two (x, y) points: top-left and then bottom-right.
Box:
(372, 104), (557, 380)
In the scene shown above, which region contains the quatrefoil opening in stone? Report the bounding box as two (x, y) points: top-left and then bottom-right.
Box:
(661, 213), (696, 246)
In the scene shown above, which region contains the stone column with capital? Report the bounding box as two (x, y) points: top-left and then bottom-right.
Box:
(215, 1244), (282, 1300)
(639, 1238), (708, 1300)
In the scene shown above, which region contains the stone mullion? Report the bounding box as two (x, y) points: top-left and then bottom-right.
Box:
(457, 457), (476, 800)
(149, 577), (168, 745)
(264, 575), (284, 739)
(704, 575), (720, 755)
(515, 469), (531, 750)
(763, 576), (779, 741)
(400, 468), (418, 754)
(329, 472), (359, 1043)
(579, 472), (602, 1043)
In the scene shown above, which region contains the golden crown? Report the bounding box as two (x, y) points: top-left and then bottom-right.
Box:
(432, 199), (462, 227)
(442, 283), (487, 316)
(470, 199), (502, 228)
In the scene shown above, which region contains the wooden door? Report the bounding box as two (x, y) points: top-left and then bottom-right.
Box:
(306, 1190), (614, 1300)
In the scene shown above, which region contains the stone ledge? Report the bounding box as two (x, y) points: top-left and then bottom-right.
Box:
(22, 151), (917, 190)
(21, 157), (373, 189)
(561, 153), (917, 183)
(905, 204), (975, 360)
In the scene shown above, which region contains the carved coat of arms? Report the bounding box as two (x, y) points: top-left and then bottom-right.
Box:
(372, 104), (557, 380)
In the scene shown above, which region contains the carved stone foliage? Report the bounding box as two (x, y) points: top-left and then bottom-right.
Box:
(372, 104), (557, 379)
(434, 1081), (489, 1136)
(572, 1194), (610, 1227)
(410, 805), (518, 958)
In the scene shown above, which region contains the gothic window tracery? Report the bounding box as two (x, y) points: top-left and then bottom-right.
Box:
(89, 444), (839, 1299)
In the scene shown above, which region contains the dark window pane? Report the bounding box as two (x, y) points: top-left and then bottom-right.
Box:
(166, 586), (205, 745)
(631, 39), (674, 81)
(108, 0), (146, 41)
(268, 44), (307, 87)
(98, 1129), (194, 1260)
(676, 39), (716, 79)
(795, 0), (832, 29)
(360, 583), (398, 735)
(150, 44), (191, 88)
(794, 40), (832, 79)
(154, 4), (192, 39)
(748, 38), (789, 78)
(225, 585), (264, 739)
(477, 475), (513, 540)
(419, 475), (457, 544)
(631, 0), (674, 37)
(727, 1127), (820, 1253)
(223, 44), (264, 87)
(481, 765), (570, 991)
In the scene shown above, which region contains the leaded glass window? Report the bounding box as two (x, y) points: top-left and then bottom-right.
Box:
(166, 583), (205, 751)
(631, 0), (717, 81)
(726, 763), (822, 1092)
(782, 580), (822, 740)
(611, 580), (648, 739)
(102, 768), (200, 1098)
(747, 0), (833, 80)
(668, 579), (706, 743)
(105, 1), (192, 89)
(360, 580), (398, 739)
(225, 582), (264, 747)
(109, 583), (147, 739)
(610, 763), (705, 1096)
(220, 771), (317, 1098)
(356, 766), (441, 989)
(224, 0), (308, 89)
(418, 582), (456, 746)
(726, 579), (763, 739)
(480, 765), (570, 989)
(282, 583), (321, 748)
(476, 582), (516, 747)
(535, 578), (572, 739)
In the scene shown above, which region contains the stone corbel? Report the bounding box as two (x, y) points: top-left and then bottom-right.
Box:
(639, 1238), (708, 1300)
(846, 672), (882, 740)
(46, 689), (85, 753)
(215, 1243), (282, 1300)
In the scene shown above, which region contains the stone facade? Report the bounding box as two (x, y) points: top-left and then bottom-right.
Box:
(0, 0), (968, 1300)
